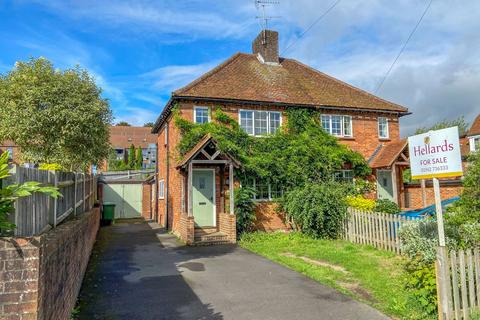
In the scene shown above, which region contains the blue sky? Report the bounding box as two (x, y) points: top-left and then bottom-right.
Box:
(1, 0), (479, 135)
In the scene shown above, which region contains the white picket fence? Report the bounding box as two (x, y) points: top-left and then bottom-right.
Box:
(343, 208), (420, 254)
(436, 247), (480, 320)
(7, 166), (97, 237)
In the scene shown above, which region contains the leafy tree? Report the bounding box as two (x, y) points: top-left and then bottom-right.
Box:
(0, 152), (60, 233)
(135, 146), (143, 170)
(127, 144), (136, 169)
(0, 57), (112, 171)
(415, 116), (469, 136)
(116, 121), (131, 126)
(143, 122), (154, 127)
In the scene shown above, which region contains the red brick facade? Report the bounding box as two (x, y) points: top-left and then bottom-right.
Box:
(154, 101), (401, 239)
(0, 208), (99, 320)
(401, 181), (463, 210)
(142, 183), (153, 220)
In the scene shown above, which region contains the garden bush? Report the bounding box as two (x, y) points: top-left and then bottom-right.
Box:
(374, 199), (401, 214)
(234, 187), (257, 235)
(281, 182), (348, 239)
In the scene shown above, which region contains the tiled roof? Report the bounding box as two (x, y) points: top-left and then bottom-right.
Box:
(153, 52), (408, 133)
(468, 114), (480, 136)
(174, 53), (408, 113)
(369, 139), (408, 168)
(109, 126), (157, 149)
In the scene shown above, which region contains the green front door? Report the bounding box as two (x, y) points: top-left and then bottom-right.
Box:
(377, 170), (394, 202)
(192, 169), (215, 227)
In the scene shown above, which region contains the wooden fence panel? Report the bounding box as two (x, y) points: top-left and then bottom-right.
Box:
(437, 247), (480, 319)
(344, 208), (417, 254)
(6, 166), (98, 237)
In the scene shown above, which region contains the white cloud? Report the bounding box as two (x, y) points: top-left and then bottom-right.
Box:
(114, 107), (158, 126)
(141, 61), (220, 93)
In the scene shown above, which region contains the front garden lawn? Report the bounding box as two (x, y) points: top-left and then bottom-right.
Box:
(239, 232), (431, 320)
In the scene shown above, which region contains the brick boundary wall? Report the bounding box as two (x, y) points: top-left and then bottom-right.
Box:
(177, 214), (194, 245)
(402, 181), (463, 210)
(0, 208), (100, 320)
(218, 213), (236, 243)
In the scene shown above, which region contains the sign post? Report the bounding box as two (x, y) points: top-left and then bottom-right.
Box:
(408, 126), (463, 319)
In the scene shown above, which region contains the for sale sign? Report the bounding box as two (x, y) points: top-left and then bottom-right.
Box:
(408, 126), (463, 180)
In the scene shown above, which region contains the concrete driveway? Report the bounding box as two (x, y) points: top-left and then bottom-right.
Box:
(77, 220), (389, 320)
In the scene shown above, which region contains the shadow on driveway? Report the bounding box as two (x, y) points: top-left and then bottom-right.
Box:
(77, 220), (389, 320)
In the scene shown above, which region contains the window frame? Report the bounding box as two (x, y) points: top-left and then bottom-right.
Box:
(244, 178), (283, 201)
(378, 117), (389, 139)
(333, 170), (354, 183)
(320, 114), (353, 138)
(193, 106), (210, 124)
(158, 179), (165, 199)
(470, 135), (480, 152)
(238, 109), (282, 137)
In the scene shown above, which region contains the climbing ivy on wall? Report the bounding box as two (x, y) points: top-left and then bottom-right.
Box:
(173, 105), (371, 188)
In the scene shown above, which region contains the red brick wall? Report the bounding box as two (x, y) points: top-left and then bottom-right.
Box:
(218, 213), (236, 243)
(0, 208), (100, 320)
(401, 181), (463, 209)
(176, 214), (194, 245)
(253, 202), (291, 232)
(142, 183), (152, 220)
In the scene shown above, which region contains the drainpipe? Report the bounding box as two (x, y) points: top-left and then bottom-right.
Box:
(165, 125), (170, 229)
(155, 143), (159, 223)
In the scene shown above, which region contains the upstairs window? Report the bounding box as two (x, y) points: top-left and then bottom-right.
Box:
(239, 110), (281, 136)
(378, 117), (389, 139)
(321, 115), (352, 137)
(194, 106), (210, 124)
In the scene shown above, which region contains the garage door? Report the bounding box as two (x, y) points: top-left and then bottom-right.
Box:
(103, 183), (143, 219)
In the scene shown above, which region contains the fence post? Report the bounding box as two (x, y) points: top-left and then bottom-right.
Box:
(73, 173), (77, 216)
(436, 246), (452, 320)
(48, 170), (58, 228)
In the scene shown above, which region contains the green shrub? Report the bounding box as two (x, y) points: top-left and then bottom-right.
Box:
(234, 187), (256, 235)
(399, 219), (439, 263)
(404, 258), (438, 317)
(281, 182), (348, 239)
(374, 199), (401, 214)
(346, 195), (376, 211)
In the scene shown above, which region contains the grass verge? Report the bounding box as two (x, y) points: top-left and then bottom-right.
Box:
(239, 231), (432, 320)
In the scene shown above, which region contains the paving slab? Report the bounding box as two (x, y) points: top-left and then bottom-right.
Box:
(77, 221), (389, 320)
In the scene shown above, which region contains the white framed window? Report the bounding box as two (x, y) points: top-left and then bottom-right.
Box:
(470, 136), (480, 152)
(320, 115), (353, 137)
(378, 117), (389, 139)
(244, 179), (283, 201)
(158, 179), (165, 199)
(333, 170), (354, 183)
(194, 106), (210, 124)
(239, 110), (282, 136)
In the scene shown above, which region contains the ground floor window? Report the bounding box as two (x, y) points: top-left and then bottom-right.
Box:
(244, 178), (283, 201)
(333, 170), (354, 183)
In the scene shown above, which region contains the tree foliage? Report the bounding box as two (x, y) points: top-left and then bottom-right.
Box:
(116, 121), (131, 126)
(415, 116), (469, 136)
(0, 57), (112, 171)
(128, 144), (136, 169)
(135, 146), (143, 170)
(143, 122), (154, 127)
(0, 152), (60, 234)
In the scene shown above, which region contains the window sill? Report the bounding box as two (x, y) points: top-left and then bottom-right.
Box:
(379, 138), (391, 141)
(338, 136), (355, 140)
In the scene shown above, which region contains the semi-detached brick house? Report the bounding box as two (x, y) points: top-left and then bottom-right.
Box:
(151, 30), (410, 245)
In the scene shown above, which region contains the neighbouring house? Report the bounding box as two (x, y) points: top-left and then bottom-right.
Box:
(151, 29), (411, 245)
(103, 126), (158, 171)
(465, 114), (480, 153)
(0, 140), (20, 164)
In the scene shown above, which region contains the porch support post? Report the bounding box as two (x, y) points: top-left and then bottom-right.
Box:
(188, 162), (193, 216)
(229, 162), (234, 215)
(391, 165), (399, 205)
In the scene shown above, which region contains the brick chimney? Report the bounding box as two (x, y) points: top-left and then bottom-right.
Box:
(252, 30), (279, 64)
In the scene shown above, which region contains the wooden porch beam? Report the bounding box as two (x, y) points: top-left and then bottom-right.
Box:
(229, 162), (234, 215)
(188, 162), (193, 217)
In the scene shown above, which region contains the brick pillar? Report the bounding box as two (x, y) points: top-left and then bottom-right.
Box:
(178, 214), (195, 245)
(218, 212), (236, 244)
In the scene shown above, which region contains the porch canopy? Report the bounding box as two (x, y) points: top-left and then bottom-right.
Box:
(369, 139), (409, 204)
(177, 134), (241, 216)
